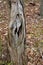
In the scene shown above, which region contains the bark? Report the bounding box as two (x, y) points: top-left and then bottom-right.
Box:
(8, 0), (25, 65)
(40, 0), (43, 18)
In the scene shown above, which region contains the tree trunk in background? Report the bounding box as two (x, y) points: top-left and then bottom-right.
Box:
(40, 0), (43, 18)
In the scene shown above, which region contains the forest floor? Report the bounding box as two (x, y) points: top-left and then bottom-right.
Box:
(24, 0), (43, 65)
(0, 0), (43, 65)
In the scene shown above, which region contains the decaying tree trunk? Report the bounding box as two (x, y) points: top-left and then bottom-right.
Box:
(40, 0), (43, 18)
(8, 0), (25, 65)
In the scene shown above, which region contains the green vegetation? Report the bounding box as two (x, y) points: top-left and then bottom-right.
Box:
(0, 61), (12, 65)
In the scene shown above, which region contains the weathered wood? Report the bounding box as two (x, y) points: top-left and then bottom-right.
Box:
(8, 0), (25, 65)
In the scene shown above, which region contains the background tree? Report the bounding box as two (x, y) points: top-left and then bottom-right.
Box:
(40, 0), (43, 18)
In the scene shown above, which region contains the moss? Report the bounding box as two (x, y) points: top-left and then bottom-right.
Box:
(0, 61), (12, 65)
(0, 61), (5, 65)
(34, 42), (39, 48)
(41, 40), (43, 43)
